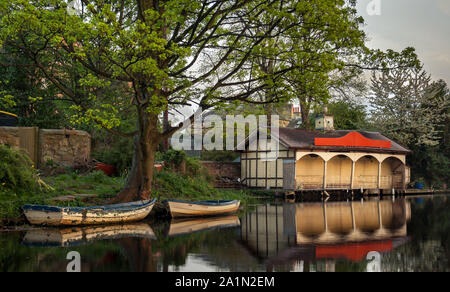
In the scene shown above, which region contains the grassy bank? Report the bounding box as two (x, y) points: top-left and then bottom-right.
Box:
(0, 171), (126, 225)
(0, 170), (256, 226)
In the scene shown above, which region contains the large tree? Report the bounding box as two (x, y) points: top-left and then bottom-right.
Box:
(0, 0), (421, 202)
(0, 0), (319, 202)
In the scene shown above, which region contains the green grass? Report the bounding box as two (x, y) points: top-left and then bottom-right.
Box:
(152, 170), (256, 204)
(0, 171), (125, 225)
(1, 170), (256, 226)
(43, 171), (125, 200)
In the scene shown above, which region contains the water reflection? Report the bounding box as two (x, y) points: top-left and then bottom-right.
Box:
(167, 216), (240, 237)
(240, 199), (411, 269)
(0, 196), (449, 272)
(23, 224), (156, 247)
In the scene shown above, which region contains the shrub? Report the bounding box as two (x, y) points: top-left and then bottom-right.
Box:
(157, 150), (187, 169)
(0, 145), (42, 195)
(91, 119), (136, 175)
(92, 136), (134, 175)
(152, 170), (217, 200)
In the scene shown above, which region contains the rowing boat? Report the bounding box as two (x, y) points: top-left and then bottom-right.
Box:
(164, 199), (240, 218)
(168, 215), (241, 237)
(23, 223), (156, 247)
(22, 199), (157, 226)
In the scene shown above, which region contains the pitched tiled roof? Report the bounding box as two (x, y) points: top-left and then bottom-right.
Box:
(277, 128), (411, 154)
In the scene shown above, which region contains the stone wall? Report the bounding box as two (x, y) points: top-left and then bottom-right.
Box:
(0, 127), (91, 168)
(201, 161), (241, 189)
(0, 127), (20, 148)
(201, 161), (241, 178)
(39, 129), (91, 168)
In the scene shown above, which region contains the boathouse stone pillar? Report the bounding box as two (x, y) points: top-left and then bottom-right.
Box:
(377, 161), (382, 190)
(323, 160), (328, 190)
(350, 160), (356, 189)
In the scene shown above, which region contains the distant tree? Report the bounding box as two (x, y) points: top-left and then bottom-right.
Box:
(326, 100), (368, 130)
(370, 66), (450, 187)
(410, 80), (450, 187)
(0, 46), (70, 128)
(369, 65), (449, 147)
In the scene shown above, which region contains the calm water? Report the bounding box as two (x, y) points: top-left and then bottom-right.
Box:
(0, 195), (449, 272)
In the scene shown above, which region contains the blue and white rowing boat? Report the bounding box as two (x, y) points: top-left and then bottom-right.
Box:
(23, 199), (157, 226)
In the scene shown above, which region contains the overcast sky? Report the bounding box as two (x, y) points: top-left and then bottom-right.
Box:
(356, 0), (450, 83)
(173, 1), (450, 123)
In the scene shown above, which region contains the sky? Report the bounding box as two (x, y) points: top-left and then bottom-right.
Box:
(172, 0), (450, 124)
(356, 0), (450, 83)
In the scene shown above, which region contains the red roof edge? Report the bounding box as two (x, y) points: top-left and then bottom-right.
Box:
(315, 131), (391, 149)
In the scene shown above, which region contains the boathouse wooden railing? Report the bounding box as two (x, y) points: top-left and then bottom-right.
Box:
(296, 175), (324, 190)
(296, 175), (402, 190)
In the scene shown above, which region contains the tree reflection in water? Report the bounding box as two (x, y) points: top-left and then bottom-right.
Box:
(0, 196), (449, 272)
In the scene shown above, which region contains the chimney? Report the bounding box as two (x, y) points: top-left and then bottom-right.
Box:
(315, 106), (334, 131)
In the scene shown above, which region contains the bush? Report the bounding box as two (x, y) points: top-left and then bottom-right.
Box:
(91, 119), (136, 175)
(156, 150), (212, 182)
(157, 150), (186, 168)
(152, 170), (217, 200)
(92, 136), (134, 175)
(0, 145), (42, 195)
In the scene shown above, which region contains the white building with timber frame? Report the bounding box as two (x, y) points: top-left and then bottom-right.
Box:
(237, 126), (411, 193)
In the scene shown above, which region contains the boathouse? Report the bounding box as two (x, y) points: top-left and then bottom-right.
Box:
(238, 115), (411, 193)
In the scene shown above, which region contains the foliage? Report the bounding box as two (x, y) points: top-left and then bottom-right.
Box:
(0, 45), (72, 128)
(152, 170), (216, 200)
(157, 150), (187, 169)
(0, 145), (42, 195)
(152, 169), (253, 204)
(156, 150), (211, 181)
(1, 170), (125, 223)
(153, 150), (248, 201)
(0, 0), (421, 200)
(92, 121), (136, 175)
(369, 66), (450, 187)
(326, 100), (369, 130)
(369, 65), (449, 147)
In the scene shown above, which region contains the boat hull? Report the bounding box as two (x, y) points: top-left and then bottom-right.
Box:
(168, 215), (241, 236)
(23, 199), (156, 226)
(23, 223), (156, 247)
(165, 200), (240, 218)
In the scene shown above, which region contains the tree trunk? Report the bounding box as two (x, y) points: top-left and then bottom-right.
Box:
(299, 99), (310, 129)
(110, 112), (160, 203)
(110, 0), (165, 204)
(118, 237), (157, 272)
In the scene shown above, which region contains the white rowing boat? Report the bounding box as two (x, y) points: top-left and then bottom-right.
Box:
(164, 200), (240, 218)
(22, 199), (157, 226)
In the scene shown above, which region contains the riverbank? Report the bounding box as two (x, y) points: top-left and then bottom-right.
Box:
(0, 170), (257, 227)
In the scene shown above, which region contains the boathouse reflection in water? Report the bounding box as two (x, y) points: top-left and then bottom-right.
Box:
(240, 199), (411, 265)
(3, 196), (448, 272)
